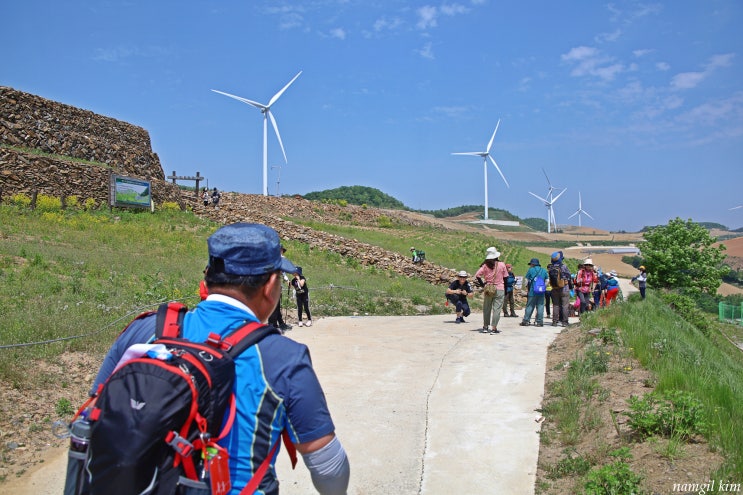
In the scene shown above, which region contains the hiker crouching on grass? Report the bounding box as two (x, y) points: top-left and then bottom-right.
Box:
(90, 223), (349, 495)
(446, 270), (473, 323)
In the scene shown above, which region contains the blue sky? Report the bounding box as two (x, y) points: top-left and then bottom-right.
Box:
(3, 1), (742, 232)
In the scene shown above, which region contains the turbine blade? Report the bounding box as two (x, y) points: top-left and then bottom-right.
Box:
(488, 155), (509, 187)
(552, 188), (567, 202)
(583, 210), (594, 220)
(211, 89), (266, 110)
(451, 152), (481, 156)
(568, 210), (579, 219)
(542, 168), (552, 187)
(268, 70), (302, 107)
(486, 119), (501, 152)
(267, 110), (288, 163)
(529, 191), (548, 202)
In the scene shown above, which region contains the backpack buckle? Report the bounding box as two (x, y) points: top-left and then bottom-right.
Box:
(165, 431), (194, 456)
(206, 333), (223, 348)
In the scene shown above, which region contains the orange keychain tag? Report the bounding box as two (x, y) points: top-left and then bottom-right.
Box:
(208, 445), (232, 495)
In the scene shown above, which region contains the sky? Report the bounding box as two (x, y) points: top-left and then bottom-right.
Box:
(3, 1), (743, 232)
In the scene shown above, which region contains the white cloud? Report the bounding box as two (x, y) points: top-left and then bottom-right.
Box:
(417, 6), (438, 29)
(440, 3), (469, 16)
(373, 16), (403, 32)
(706, 53), (735, 70)
(561, 46), (624, 81)
(656, 62), (670, 71)
(671, 53), (735, 90)
(330, 28), (346, 40)
(416, 41), (435, 59)
(671, 72), (705, 90)
(595, 29), (621, 43)
(633, 49), (653, 58)
(561, 46), (598, 62)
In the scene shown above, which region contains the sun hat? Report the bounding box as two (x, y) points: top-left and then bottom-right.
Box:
(609, 270), (617, 277)
(486, 246), (501, 259)
(584, 258), (594, 265)
(457, 270), (468, 277)
(207, 223), (297, 276)
(528, 258), (540, 266)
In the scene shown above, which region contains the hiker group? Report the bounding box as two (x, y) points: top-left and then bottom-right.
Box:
(448, 247), (642, 334)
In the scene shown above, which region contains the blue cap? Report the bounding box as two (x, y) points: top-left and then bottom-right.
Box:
(207, 223), (297, 276)
(528, 258), (541, 266)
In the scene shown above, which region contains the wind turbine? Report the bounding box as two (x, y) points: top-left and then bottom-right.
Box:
(212, 71), (302, 196)
(451, 120), (509, 220)
(529, 169), (566, 233)
(568, 192), (594, 227)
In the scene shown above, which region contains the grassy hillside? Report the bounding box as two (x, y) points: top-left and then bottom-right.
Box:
(1, 198), (742, 489)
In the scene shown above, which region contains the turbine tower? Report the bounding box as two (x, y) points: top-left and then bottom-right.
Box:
(529, 169), (566, 233)
(568, 192), (594, 227)
(451, 120), (509, 220)
(212, 71), (302, 196)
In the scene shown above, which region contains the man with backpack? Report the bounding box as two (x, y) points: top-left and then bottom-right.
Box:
(520, 258), (549, 327)
(547, 251), (572, 327)
(85, 223), (350, 495)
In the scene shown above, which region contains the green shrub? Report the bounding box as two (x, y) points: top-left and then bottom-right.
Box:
(159, 201), (180, 212)
(659, 291), (710, 335)
(36, 194), (62, 212)
(625, 390), (708, 440)
(55, 398), (74, 417)
(377, 215), (393, 228)
(583, 447), (644, 495)
(11, 193), (31, 207)
(66, 195), (80, 208)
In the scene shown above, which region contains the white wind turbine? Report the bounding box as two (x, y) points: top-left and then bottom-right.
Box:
(568, 192), (593, 227)
(529, 169), (566, 233)
(212, 71), (302, 196)
(451, 120), (509, 220)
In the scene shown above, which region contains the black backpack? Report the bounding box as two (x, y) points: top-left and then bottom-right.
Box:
(65, 302), (291, 495)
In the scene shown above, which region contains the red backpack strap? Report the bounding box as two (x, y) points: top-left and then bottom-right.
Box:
(238, 430), (297, 495)
(222, 322), (279, 357)
(155, 302), (188, 339)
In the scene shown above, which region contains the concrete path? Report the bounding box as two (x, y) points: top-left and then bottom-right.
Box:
(7, 308), (579, 494)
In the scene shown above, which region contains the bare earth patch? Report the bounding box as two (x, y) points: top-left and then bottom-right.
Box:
(536, 324), (724, 494)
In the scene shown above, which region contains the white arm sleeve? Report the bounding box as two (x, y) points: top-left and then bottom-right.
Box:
(301, 436), (350, 495)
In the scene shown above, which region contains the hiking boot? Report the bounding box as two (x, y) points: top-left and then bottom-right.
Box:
(279, 323), (293, 331)
(455, 316), (462, 323)
(480, 326), (490, 334)
(509, 313), (517, 317)
(536, 323), (544, 327)
(551, 322), (558, 327)
(519, 321), (530, 326)
(490, 328), (501, 334)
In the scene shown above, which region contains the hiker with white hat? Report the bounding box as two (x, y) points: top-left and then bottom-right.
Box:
(446, 270), (473, 323)
(575, 258), (599, 315)
(475, 247), (508, 334)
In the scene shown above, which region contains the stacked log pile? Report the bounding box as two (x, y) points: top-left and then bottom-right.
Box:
(189, 193), (461, 286)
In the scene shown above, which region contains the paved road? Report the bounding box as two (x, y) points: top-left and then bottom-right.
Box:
(7, 308), (571, 494)
(6, 277), (639, 494)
